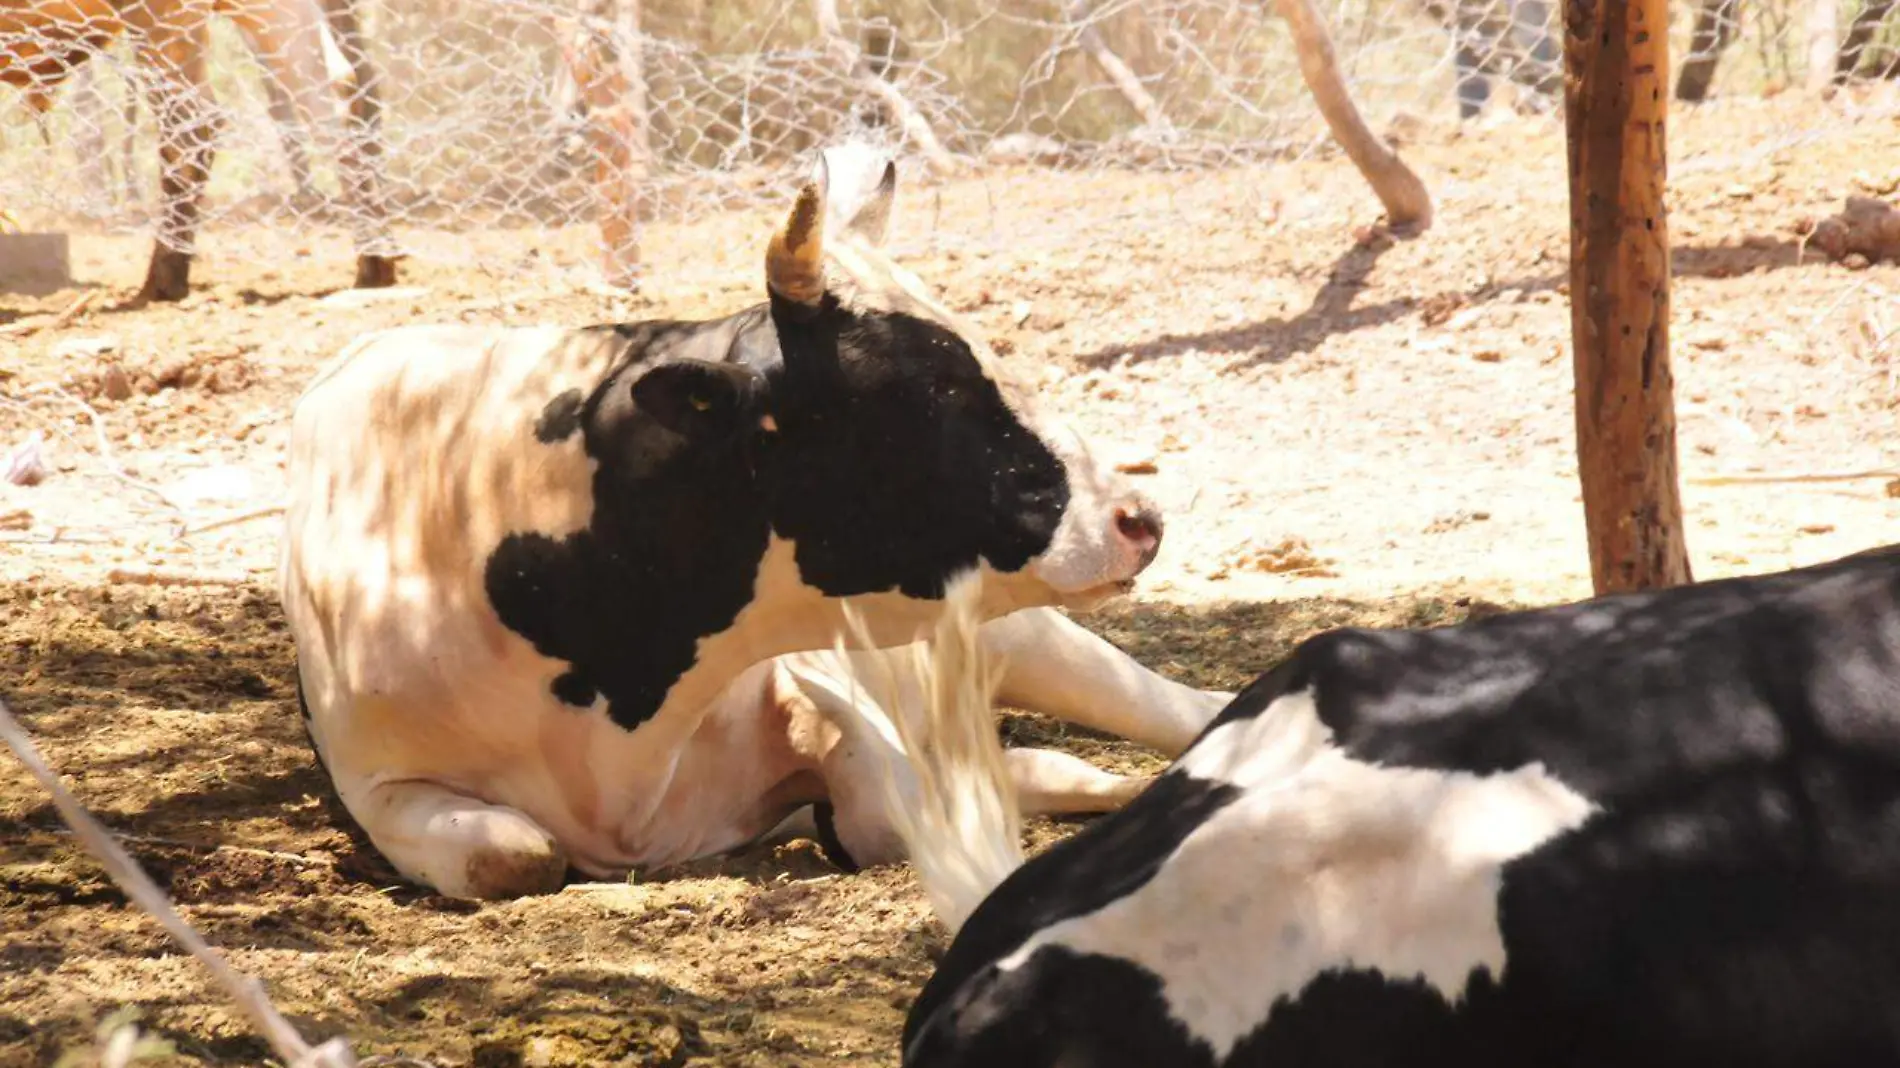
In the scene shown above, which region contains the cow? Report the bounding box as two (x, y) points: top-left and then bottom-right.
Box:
(0, 0), (396, 301)
(279, 152), (1229, 900)
(894, 544), (1900, 1068)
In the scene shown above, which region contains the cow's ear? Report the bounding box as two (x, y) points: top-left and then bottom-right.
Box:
(632, 360), (768, 439)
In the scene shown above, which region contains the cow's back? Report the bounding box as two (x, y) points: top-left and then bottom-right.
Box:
(280, 324), (627, 758)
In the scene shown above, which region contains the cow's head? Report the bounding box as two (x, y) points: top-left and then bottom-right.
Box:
(632, 156), (1163, 621)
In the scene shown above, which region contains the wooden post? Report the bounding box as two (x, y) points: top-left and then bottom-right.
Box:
(1565, 0), (1692, 594)
(1268, 0), (1433, 231)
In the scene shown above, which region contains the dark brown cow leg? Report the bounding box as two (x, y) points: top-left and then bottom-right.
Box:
(325, 0), (400, 289)
(136, 13), (219, 303)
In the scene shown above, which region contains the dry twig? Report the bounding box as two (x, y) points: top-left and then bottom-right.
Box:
(105, 566), (259, 587)
(0, 290), (99, 338)
(173, 504), (287, 539)
(1690, 469), (1900, 486)
(0, 692), (364, 1068)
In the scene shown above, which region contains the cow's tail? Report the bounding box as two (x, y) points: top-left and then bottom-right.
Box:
(832, 570), (1024, 934)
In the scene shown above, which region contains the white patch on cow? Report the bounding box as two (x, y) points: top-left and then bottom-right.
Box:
(1026, 416), (1153, 599)
(998, 688), (1598, 1062)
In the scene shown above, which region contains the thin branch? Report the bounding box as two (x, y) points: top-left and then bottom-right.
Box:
(16, 826), (338, 869)
(174, 504), (287, 539)
(0, 291), (101, 338)
(1689, 469), (1900, 486)
(813, 0), (961, 174)
(0, 693), (363, 1068)
(105, 566), (260, 587)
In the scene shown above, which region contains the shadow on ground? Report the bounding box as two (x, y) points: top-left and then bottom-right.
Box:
(0, 574), (1528, 1066)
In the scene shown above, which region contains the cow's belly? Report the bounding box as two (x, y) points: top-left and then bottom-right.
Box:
(310, 649), (811, 877)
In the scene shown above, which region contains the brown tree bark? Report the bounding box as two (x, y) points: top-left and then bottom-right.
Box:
(1566, 0), (1692, 595)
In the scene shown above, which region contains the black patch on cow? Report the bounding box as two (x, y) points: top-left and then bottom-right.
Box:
(549, 670), (596, 708)
(903, 770), (1239, 1055)
(906, 947), (1213, 1068)
(485, 296), (1071, 731)
(1279, 547), (1900, 795)
(535, 389), (586, 443)
(293, 665), (329, 778)
(763, 293), (1069, 599)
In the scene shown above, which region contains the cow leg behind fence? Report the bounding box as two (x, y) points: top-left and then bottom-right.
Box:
(321, 0), (398, 287)
(226, 0), (398, 290)
(130, 4), (220, 303)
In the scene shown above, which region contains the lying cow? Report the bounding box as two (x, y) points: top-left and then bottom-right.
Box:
(1, 0), (395, 300)
(281, 156), (1226, 899)
(896, 544), (1900, 1067)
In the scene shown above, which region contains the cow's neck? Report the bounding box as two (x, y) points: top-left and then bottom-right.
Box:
(652, 536), (1040, 730)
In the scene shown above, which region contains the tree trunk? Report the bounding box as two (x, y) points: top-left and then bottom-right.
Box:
(1267, 0), (1433, 231)
(1838, 0), (1898, 81)
(1063, 0), (1171, 132)
(1675, 0), (1738, 102)
(1565, 0), (1692, 595)
(1806, 0), (1839, 93)
(567, 0), (650, 290)
(814, 0), (959, 174)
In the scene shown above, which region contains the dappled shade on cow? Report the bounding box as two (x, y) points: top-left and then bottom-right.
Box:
(902, 544), (1900, 1068)
(279, 150), (1222, 900)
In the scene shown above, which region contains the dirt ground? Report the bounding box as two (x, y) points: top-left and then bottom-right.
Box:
(2, 94), (1898, 1066)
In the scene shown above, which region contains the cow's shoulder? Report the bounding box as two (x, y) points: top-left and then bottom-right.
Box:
(477, 312), (783, 734)
(1273, 549), (1900, 794)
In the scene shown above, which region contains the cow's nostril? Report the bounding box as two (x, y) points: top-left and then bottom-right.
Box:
(1115, 506), (1163, 551)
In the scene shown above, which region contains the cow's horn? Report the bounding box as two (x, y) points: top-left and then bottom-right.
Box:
(766, 157), (829, 307)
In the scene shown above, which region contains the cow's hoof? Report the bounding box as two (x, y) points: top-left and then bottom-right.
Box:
(354, 254), (399, 289)
(138, 248), (192, 303)
(456, 836), (570, 900)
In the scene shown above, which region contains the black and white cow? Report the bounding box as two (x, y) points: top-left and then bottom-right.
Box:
(279, 153), (1227, 900)
(899, 544), (1900, 1068)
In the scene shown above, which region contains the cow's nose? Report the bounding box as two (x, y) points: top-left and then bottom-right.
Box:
(1114, 502), (1164, 564)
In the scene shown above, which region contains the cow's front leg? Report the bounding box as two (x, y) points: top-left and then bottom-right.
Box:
(981, 608), (1230, 757)
(349, 780), (568, 899)
(1005, 747), (1151, 815)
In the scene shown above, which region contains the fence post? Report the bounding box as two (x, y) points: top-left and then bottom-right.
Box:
(1565, 0), (1692, 595)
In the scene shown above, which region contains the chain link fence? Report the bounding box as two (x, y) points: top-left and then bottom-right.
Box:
(3, 0), (1898, 289)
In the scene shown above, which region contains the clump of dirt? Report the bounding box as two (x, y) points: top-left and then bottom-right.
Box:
(1801, 194), (1900, 266)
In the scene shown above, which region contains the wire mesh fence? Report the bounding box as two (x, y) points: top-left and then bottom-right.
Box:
(3, 0), (1898, 290)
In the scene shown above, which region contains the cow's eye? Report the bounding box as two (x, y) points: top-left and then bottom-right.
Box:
(689, 392), (712, 412)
